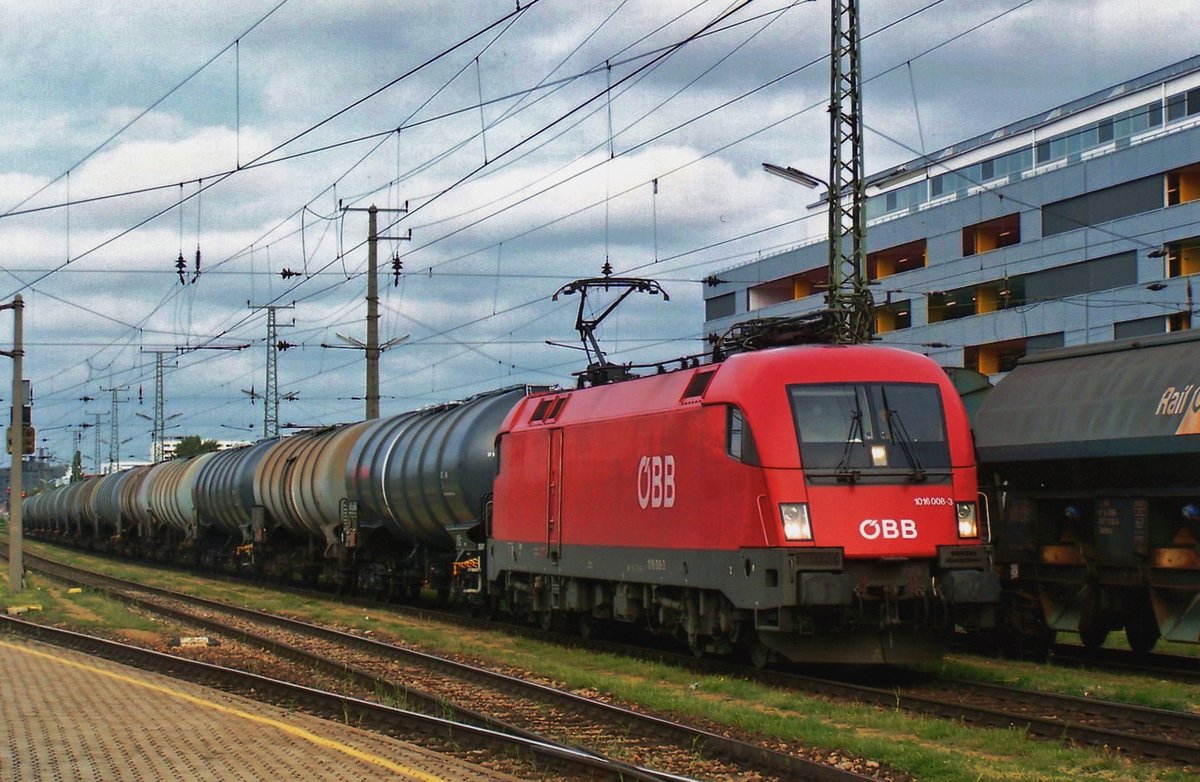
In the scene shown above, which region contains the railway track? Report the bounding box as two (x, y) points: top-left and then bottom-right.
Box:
(1048, 643), (1200, 683)
(604, 638), (1200, 768)
(15, 550), (876, 782)
(0, 615), (669, 782)
(19, 547), (1200, 769)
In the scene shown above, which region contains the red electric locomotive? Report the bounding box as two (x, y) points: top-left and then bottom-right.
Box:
(487, 343), (998, 664)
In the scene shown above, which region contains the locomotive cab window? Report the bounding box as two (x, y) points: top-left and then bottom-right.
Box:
(789, 383), (950, 480)
(726, 406), (760, 465)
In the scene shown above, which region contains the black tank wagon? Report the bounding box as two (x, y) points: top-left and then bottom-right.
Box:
(976, 330), (1200, 654)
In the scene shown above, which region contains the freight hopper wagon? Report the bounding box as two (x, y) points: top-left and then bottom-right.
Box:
(975, 331), (1200, 654)
(488, 344), (997, 665)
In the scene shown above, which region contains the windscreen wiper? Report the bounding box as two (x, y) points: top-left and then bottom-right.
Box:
(881, 388), (926, 482)
(835, 403), (863, 484)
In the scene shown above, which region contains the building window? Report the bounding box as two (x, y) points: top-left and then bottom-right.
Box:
(1165, 239), (1200, 278)
(746, 267), (828, 312)
(927, 277), (1024, 323)
(962, 213), (1020, 256)
(867, 239), (926, 281)
(1166, 87), (1200, 123)
(926, 289), (977, 323)
(1024, 251), (1137, 302)
(1166, 164), (1200, 206)
(1115, 312), (1192, 339)
(1042, 176), (1163, 236)
(705, 292), (736, 321)
(874, 98), (1166, 219)
(867, 179), (926, 219)
(1114, 315), (1165, 340)
(874, 300), (911, 334)
(964, 333), (1063, 375)
(1036, 101), (1162, 166)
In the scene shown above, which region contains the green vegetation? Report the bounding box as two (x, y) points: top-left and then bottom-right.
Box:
(927, 655), (1200, 713)
(15, 541), (1198, 782)
(2, 571), (163, 634)
(174, 435), (220, 458)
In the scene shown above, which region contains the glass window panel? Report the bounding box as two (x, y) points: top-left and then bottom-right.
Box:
(1168, 93), (1186, 122)
(1188, 87), (1200, 116)
(1036, 139), (1052, 164)
(788, 384), (950, 475)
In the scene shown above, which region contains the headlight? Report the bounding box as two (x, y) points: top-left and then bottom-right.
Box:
(780, 503), (813, 541)
(956, 502), (979, 538)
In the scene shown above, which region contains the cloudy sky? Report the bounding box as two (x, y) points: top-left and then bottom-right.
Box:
(1, 0), (1194, 469)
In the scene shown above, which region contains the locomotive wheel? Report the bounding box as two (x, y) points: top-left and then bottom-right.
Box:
(471, 596), (499, 621)
(577, 615), (599, 640)
(748, 640), (775, 669)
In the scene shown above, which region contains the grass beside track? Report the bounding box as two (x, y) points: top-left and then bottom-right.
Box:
(3, 538), (1197, 782)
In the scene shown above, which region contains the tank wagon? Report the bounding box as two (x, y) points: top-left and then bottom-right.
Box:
(976, 330), (1200, 654)
(25, 344), (996, 664)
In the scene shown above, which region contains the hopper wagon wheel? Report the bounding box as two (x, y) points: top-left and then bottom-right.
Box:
(1077, 587), (1108, 649)
(1124, 608), (1160, 655)
(1078, 623), (1109, 649)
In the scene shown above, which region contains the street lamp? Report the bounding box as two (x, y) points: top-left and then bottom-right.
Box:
(762, 160), (874, 344)
(761, 162), (827, 190)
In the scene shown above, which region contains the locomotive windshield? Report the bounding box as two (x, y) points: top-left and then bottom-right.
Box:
(789, 383), (950, 481)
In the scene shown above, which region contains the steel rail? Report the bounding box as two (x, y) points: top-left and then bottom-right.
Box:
(19, 550), (874, 782)
(0, 615), (687, 782)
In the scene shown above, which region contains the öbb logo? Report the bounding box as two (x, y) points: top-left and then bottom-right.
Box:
(637, 455), (676, 509)
(859, 518), (918, 540)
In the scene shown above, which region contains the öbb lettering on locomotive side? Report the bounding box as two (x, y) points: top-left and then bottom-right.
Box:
(636, 455), (676, 510)
(25, 343), (998, 666)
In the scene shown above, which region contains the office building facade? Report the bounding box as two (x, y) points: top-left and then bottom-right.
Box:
(703, 56), (1200, 375)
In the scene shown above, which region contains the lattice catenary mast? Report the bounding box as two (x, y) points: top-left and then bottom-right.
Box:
(827, 0), (874, 344)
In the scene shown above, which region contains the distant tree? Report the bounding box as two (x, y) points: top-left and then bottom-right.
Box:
(174, 435), (220, 459)
(71, 450), (83, 482)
